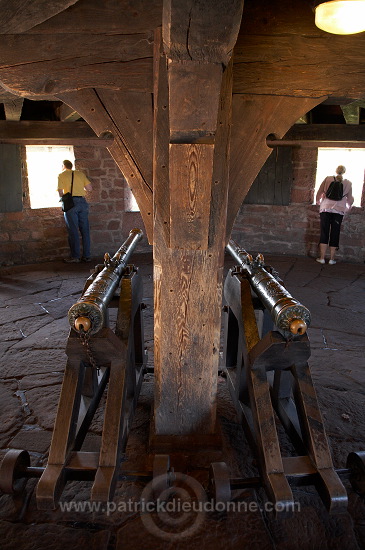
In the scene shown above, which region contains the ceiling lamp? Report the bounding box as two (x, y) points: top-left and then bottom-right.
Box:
(314, 0), (365, 34)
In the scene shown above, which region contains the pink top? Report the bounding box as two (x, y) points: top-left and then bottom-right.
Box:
(316, 176), (354, 215)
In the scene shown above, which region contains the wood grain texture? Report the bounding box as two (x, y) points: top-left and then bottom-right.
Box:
(153, 247), (222, 435)
(96, 89), (153, 185)
(152, 26), (171, 247)
(168, 61), (222, 141)
(0, 0), (78, 33)
(152, 1), (240, 436)
(46, 358), (85, 465)
(292, 362), (334, 470)
(57, 103), (81, 122)
(0, 33), (152, 66)
(3, 97), (23, 121)
(208, 60), (232, 249)
(0, 120), (103, 140)
(27, 0), (162, 34)
(0, 34), (152, 96)
(283, 124), (365, 141)
(233, 0), (365, 98)
(3, 0), (365, 100)
(169, 143), (213, 250)
(163, 0), (244, 64)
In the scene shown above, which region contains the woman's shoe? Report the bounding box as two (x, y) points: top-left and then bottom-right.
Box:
(328, 259), (336, 265)
(316, 258), (325, 264)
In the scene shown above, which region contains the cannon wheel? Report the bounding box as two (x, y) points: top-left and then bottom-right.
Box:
(0, 450), (31, 494)
(347, 451), (365, 496)
(152, 454), (172, 500)
(208, 462), (231, 503)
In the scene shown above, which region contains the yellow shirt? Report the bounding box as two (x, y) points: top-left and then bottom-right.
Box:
(58, 170), (91, 196)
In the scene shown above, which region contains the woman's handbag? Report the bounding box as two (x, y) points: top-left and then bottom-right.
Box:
(61, 172), (74, 212)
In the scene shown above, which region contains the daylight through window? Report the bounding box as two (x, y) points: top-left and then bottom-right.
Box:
(125, 188), (139, 212)
(314, 148), (364, 207)
(26, 145), (75, 209)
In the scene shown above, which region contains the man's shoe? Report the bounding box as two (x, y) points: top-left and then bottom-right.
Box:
(64, 257), (80, 263)
(81, 257), (91, 263)
(328, 259), (336, 265)
(316, 258), (325, 264)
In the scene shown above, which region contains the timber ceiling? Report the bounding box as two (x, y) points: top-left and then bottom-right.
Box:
(2, 95), (365, 125)
(1, 0), (365, 241)
(0, 0), (365, 126)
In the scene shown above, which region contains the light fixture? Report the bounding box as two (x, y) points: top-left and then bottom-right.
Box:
(314, 0), (365, 34)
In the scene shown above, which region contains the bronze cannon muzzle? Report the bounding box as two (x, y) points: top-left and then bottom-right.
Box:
(226, 239), (311, 336)
(68, 228), (143, 336)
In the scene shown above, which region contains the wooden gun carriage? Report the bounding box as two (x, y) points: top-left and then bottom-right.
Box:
(1, 232), (365, 517)
(0, 229), (155, 508)
(209, 239), (365, 514)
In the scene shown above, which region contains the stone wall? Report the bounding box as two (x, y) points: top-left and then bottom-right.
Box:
(0, 145), (151, 266)
(1, 145), (364, 266)
(231, 147), (365, 263)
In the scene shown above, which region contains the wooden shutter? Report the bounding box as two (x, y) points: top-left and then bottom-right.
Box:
(244, 146), (292, 205)
(0, 144), (23, 212)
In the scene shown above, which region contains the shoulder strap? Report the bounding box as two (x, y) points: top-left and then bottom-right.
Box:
(71, 171), (74, 195)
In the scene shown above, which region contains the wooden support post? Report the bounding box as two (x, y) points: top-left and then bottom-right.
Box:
(152, 1), (243, 440)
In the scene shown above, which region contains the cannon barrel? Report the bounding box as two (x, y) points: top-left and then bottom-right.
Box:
(68, 228), (143, 335)
(226, 239), (311, 336)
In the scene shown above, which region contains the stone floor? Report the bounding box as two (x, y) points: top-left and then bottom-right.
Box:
(0, 252), (365, 550)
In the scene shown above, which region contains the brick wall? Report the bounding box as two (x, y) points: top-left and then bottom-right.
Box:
(231, 147), (365, 263)
(1, 145), (364, 266)
(0, 145), (150, 266)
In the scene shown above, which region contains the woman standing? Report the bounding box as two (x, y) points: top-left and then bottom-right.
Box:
(315, 165), (354, 265)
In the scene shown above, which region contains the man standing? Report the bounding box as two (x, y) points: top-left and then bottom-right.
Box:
(58, 160), (93, 263)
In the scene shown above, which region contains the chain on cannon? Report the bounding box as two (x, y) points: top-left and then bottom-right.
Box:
(210, 238), (360, 516)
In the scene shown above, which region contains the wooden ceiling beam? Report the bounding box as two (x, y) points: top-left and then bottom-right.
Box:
(233, 0), (365, 99)
(0, 88), (57, 102)
(0, 120), (114, 146)
(0, 34), (153, 97)
(3, 97), (23, 121)
(341, 101), (365, 125)
(26, 0), (162, 34)
(2, 1), (365, 101)
(267, 140), (365, 148)
(283, 124), (365, 140)
(56, 103), (81, 122)
(0, 0), (78, 33)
